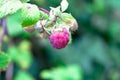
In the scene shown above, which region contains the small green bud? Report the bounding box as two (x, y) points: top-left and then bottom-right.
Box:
(61, 13), (78, 31)
(61, 13), (74, 23)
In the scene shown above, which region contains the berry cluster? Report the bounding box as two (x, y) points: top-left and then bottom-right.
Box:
(22, 0), (78, 49)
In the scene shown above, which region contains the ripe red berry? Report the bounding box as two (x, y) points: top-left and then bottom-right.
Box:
(49, 28), (70, 49)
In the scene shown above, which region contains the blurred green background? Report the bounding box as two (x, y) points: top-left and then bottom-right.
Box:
(1, 0), (120, 80)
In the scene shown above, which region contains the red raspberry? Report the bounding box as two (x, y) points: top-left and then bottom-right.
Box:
(49, 28), (70, 49)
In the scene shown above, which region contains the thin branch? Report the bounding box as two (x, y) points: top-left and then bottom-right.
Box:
(0, 18), (6, 52)
(0, 18), (7, 77)
(5, 62), (13, 80)
(39, 8), (49, 15)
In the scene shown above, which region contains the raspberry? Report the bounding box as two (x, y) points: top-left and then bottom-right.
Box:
(49, 28), (70, 49)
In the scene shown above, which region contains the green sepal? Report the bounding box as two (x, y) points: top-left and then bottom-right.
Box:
(60, 0), (69, 12)
(39, 10), (49, 20)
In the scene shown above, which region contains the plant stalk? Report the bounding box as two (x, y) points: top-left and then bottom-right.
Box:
(0, 18), (6, 52)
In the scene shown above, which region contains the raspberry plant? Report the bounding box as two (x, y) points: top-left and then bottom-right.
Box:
(0, 0), (78, 72)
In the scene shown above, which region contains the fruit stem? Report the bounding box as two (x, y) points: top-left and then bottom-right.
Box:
(39, 8), (61, 28)
(39, 8), (49, 15)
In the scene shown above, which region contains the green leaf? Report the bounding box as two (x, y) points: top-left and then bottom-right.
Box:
(21, 0), (30, 3)
(60, 0), (69, 12)
(0, 52), (10, 70)
(6, 10), (23, 37)
(8, 41), (33, 69)
(14, 70), (34, 80)
(0, 0), (22, 19)
(40, 65), (82, 80)
(21, 3), (40, 27)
